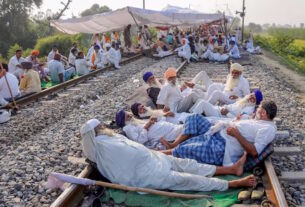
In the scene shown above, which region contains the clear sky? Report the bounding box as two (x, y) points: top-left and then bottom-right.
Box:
(37, 0), (305, 26)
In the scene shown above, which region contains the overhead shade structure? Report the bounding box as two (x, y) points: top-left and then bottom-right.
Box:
(161, 5), (229, 25)
(50, 7), (182, 34)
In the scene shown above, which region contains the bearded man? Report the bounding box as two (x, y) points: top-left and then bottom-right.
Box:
(174, 38), (191, 63)
(161, 101), (277, 167)
(143, 71), (163, 106)
(115, 109), (183, 149)
(131, 102), (192, 125)
(81, 118), (255, 192)
(205, 63), (250, 105)
(190, 90), (263, 119)
(143, 70), (208, 106)
(157, 68), (200, 113)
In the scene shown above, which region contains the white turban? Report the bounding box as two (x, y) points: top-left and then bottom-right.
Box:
(105, 43), (111, 48)
(230, 63), (243, 73)
(80, 119), (101, 162)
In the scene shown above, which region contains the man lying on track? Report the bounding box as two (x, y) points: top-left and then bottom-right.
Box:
(160, 100), (277, 167)
(81, 118), (255, 192)
(190, 89), (263, 119)
(130, 102), (192, 125)
(115, 109), (183, 149)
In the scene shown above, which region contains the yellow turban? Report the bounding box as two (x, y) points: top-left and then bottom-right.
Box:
(230, 63), (243, 73)
(164, 67), (177, 80)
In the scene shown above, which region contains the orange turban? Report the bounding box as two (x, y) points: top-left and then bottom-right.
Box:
(164, 67), (177, 80)
(31, 50), (40, 56)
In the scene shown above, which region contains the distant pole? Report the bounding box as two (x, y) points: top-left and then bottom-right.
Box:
(241, 0), (246, 43)
(143, 0), (145, 9)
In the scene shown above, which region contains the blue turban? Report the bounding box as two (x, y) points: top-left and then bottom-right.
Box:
(94, 45), (100, 50)
(116, 110), (126, 128)
(254, 89), (263, 105)
(229, 40), (236, 45)
(143, 72), (153, 83)
(131, 103), (141, 117)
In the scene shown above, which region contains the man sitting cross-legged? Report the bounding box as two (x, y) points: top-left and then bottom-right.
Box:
(161, 100), (277, 167)
(198, 63), (250, 105)
(81, 118), (255, 192)
(143, 70), (210, 107)
(157, 68), (200, 113)
(115, 109), (183, 149)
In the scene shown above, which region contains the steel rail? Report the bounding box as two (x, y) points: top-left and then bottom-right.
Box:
(51, 60), (288, 207)
(5, 53), (143, 107)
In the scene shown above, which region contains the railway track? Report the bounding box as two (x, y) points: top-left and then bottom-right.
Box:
(3, 53), (143, 108)
(49, 59), (292, 207)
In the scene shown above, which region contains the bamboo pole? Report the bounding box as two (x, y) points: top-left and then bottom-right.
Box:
(0, 62), (17, 108)
(95, 180), (211, 199)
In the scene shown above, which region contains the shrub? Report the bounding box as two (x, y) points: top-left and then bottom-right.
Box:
(35, 35), (74, 58)
(7, 43), (22, 59)
(34, 34), (91, 58)
(23, 48), (33, 58)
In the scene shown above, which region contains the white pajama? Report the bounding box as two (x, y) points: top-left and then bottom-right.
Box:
(175, 44), (191, 63)
(123, 121), (183, 145)
(105, 48), (120, 68)
(95, 134), (229, 192)
(191, 71), (213, 91)
(190, 100), (221, 116)
(205, 75), (250, 105)
(190, 99), (255, 118)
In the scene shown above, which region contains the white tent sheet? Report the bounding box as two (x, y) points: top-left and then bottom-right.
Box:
(50, 6), (226, 34)
(51, 7), (181, 34)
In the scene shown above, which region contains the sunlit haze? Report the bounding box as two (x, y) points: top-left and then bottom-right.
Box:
(37, 0), (304, 26)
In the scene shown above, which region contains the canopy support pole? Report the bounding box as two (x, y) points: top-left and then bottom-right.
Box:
(128, 8), (152, 51)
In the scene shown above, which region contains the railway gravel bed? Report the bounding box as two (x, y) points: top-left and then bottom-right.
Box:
(0, 55), (182, 207)
(1, 53), (304, 207)
(178, 56), (305, 206)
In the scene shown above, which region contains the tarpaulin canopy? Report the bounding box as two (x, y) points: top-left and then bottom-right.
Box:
(50, 7), (181, 34)
(162, 5), (231, 26)
(51, 6), (227, 34)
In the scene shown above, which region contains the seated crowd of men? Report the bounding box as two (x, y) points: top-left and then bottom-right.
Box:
(151, 26), (259, 63)
(0, 38), (122, 108)
(81, 60), (277, 193)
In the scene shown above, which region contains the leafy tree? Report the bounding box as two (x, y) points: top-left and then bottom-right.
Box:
(80, 4), (111, 17)
(246, 22), (263, 33)
(0, 0), (43, 57)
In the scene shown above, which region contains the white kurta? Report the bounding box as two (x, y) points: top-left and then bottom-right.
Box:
(75, 59), (90, 76)
(0, 94), (8, 107)
(8, 55), (26, 78)
(221, 119), (276, 165)
(94, 134), (228, 191)
(0, 73), (20, 99)
(157, 83), (183, 112)
(229, 45), (240, 59)
(164, 112), (192, 124)
(175, 44), (191, 62)
(68, 53), (76, 66)
(207, 75), (250, 104)
(86, 46), (94, 60)
(105, 47), (120, 68)
(47, 50), (57, 63)
(89, 51), (106, 69)
(123, 120), (183, 145)
(115, 50), (121, 63)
